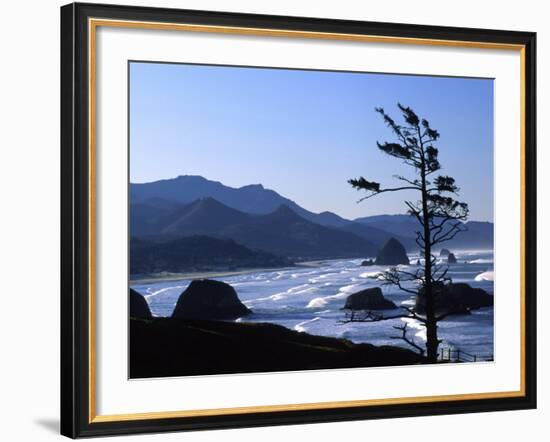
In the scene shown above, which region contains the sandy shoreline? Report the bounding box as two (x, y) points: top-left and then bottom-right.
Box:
(130, 260), (325, 285)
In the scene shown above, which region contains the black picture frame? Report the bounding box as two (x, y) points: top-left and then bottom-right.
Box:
(61, 2), (537, 438)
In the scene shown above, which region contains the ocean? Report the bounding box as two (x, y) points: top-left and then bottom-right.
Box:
(131, 249), (494, 360)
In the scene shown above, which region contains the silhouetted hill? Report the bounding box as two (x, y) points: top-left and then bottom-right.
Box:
(130, 176), (412, 251)
(132, 198), (378, 260)
(131, 176), (290, 214)
(130, 176), (493, 253)
(130, 235), (292, 275)
(130, 203), (175, 237)
(130, 175), (350, 228)
(130, 317), (424, 378)
(313, 211), (352, 227)
(220, 204), (378, 259)
(161, 197), (250, 236)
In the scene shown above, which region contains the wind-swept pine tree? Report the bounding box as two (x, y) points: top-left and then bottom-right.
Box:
(348, 104), (469, 362)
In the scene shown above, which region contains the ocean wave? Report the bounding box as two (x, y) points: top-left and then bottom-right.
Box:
(475, 271), (494, 282)
(272, 271), (290, 280)
(249, 283), (317, 303)
(469, 258), (493, 264)
(309, 272), (339, 283)
(294, 317), (321, 333)
(306, 283), (360, 309)
(400, 299), (415, 306)
(297, 270), (322, 276)
(308, 280), (333, 287)
(340, 283), (360, 293)
(306, 297), (328, 309)
(401, 317), (427, 341)
(143, 285), (187, 299)
(360, 271), (384, 279)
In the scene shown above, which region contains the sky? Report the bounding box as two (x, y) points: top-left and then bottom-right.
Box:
(130, 62), (494, 221)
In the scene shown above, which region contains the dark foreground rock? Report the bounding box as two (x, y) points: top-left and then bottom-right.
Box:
(344, 287), (397, 310)
(415, 282), (493, 315)
(172, 279), (251, 320)
(130, 289), (152, 318)
(375, 238), (409, 265)
(361, 259), (375, 266)
(129, 317), (424, 378)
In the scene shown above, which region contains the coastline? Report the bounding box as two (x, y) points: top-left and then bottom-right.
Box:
(130, 251), (494, 358)
(130, 261), (325, 285)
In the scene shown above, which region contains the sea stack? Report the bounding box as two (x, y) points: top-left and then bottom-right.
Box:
(171, 279), (251, 320)
(440, 248), (451, 257)
(130, 288), (152, 319)
(447, 253), (457, 264)
(415, 281), (493, 315)
(344, 287), (397, 310)
(375, 238), (409, 265)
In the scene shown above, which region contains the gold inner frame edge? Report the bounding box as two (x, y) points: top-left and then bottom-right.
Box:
(87, 18), (527, 424)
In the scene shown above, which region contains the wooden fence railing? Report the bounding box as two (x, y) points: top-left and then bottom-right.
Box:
(438, 347), (493, 362)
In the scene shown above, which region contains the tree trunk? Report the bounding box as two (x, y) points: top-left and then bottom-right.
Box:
(420, 145), (439, 363)
(425, 319), (439, 362)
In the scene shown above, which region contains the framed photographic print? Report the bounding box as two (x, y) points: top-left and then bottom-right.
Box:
(60, 2), (537, 438)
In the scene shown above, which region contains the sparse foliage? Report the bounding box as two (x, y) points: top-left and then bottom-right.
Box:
(345, 104), (469, 362)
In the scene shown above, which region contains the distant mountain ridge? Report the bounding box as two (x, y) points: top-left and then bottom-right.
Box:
(354, 214), (494, 250)
(132, 197), (379, 259)
(131, 175), (352, 228)
(130, 175), (494, 254)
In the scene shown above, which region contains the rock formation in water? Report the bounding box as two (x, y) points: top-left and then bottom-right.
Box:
(344, 287), (397, 310)
(361, 259), (375, 266)
(440, 248), (451, 257)
(171, 279), (251, 320)
(415, 282), (493, 315)
(375, 238), (409, 265)
(447, 253), (457, 264)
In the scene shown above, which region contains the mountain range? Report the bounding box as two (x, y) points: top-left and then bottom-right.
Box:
(131, 197), (379, 260)
(132, 175), (352, 228)
(130, 175), (493, 270)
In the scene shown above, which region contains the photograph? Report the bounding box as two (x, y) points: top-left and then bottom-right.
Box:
(128, 62), (495, 379)
(56, 1), (537, 438)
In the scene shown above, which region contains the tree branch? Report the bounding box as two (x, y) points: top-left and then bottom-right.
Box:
(355, 186), (422, 203)
(391, 323), (425, 355)
(339, 304), (427, 325)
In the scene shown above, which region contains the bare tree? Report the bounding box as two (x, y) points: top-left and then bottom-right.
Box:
(346, 104), (469, 362)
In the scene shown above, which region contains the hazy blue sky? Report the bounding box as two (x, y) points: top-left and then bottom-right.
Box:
(130, 62), (494, 221)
